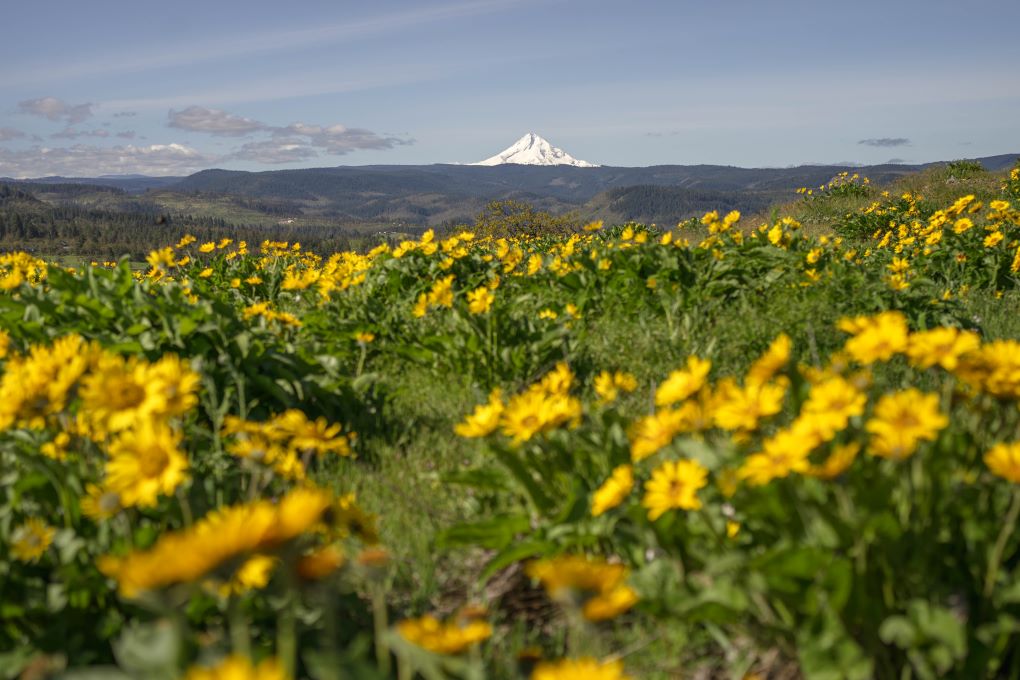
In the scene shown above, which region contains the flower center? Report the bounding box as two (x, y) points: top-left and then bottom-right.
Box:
(139, 445), (170, 477)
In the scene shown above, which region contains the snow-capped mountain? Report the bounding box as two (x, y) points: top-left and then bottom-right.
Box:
(471, 133), (598, 167)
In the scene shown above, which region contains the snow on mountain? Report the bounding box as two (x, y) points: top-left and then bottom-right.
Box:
(471, 133), (598, 167)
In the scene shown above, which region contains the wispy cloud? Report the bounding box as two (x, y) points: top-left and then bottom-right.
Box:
(0, 127), (25, 142)
(168, 106), (266, 136)
(274, 122), (413, 154)
(112, 111), (137, 118)
(18, 97), (93, 124)
(0, 0), (532, 87)
(225, 139), (319, 164)
(101, 61), (456, 111)
(49, 128), (110, 139)
(1, 100), (415, 176)
(858, 137), (911, 148)
(167, 105), (413, 162)
(0, 143), (208, 177)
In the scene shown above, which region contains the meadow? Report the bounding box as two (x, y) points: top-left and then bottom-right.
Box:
(1, 161), (1020, 679)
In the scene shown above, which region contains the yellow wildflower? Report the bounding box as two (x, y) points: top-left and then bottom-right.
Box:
(799, 375), (867, 440)
(807, 442), (861, 480)
(217, 554), (277, 595)
(907, 327), (980, 371)
(146, 247), (176, 271)
(628, 408), (686, 461)
(591, 465), (633, 516)
(184, 655), (288, 680)
(81, 483), (122, 521)
(655, 356), (711, 406)
(593, 370), (637, 405)
(954, 340), (1020, 399)
(866, 389), (947, 460)
(11, 518), (55, 563)
(100, 487), (332, 597)
(297, 545), (347, 581)
(454, 389), (504, 438)
(583, 584), (639, 621)
(642, 459), (708, 520)
(80, 354), (165, 433)
(984, 231), (1004, 248)
(745, 333), (790, 387)
(526, 555), (628, 601)
(500, 388), (581, 445)
(105, 420), (189, 508)
(711, 379), (786, 432)
(738, 419), (819, 486)
(40, 431), (71, 461)
(429, 275), (455, 308)
(985, 442), (1020, 483)
(0, 335), (97, 430)
(397, 614), (492, 655)
(531, 658), (631, 680)
(838, 311), (909, 364)
(467, 286), (495, 314)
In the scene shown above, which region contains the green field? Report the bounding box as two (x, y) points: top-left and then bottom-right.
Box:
(1, 162), (1020, 679)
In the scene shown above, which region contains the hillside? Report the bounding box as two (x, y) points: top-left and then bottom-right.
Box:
(165, 154), (1019, 225)
(1, 154), (1016, 258)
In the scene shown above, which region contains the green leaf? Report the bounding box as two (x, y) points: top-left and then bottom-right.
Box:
(59, 669), (132, 680)
(112, 620), (180, 680)
(441, 467), (511, 492)
(435, 515), (531, 550)
(879, 615), (916, 647)
(480, 539), (557, 582)
(798, 612), (873, 680)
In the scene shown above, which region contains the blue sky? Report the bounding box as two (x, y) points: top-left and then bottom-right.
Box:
(1, 0), (1018, 176)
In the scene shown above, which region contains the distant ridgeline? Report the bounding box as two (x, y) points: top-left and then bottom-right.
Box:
(0, 153), (1016, 258)
(0, 183), (379, 259)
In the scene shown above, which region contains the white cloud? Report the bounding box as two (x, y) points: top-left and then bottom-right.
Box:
(164, 105), (414, 160)
(17, 97), (94, 124)
(168, 106), (267, 136)
(2, 102), (413, 176)
(0, 143), (209, 178)
(226, 139), (318, 164)
(222, 124), (413, 164)
(275, 123), (412, 154)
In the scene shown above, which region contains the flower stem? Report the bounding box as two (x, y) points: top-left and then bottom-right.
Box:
(985, 487), (1020, 598)
(228, 596), (252, 660)
(371, 584), (391, 675)
(277, 592), (298, 678)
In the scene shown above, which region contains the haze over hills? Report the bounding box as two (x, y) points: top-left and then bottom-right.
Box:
(163, 153), (1019, 223)
(2, 153), (1017, 229)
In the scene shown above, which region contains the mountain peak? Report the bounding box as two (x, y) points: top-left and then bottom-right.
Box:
(471, 133), (598, 167)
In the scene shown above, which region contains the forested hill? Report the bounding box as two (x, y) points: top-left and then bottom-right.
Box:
(0, 183), (373, 259)
(169, 154), (1020, 203)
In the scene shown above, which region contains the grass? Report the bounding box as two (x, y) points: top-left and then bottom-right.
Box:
(4, 160), (1018, 678)
(299, 165), (1017, 676)
(748, 165), (1010, 238)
